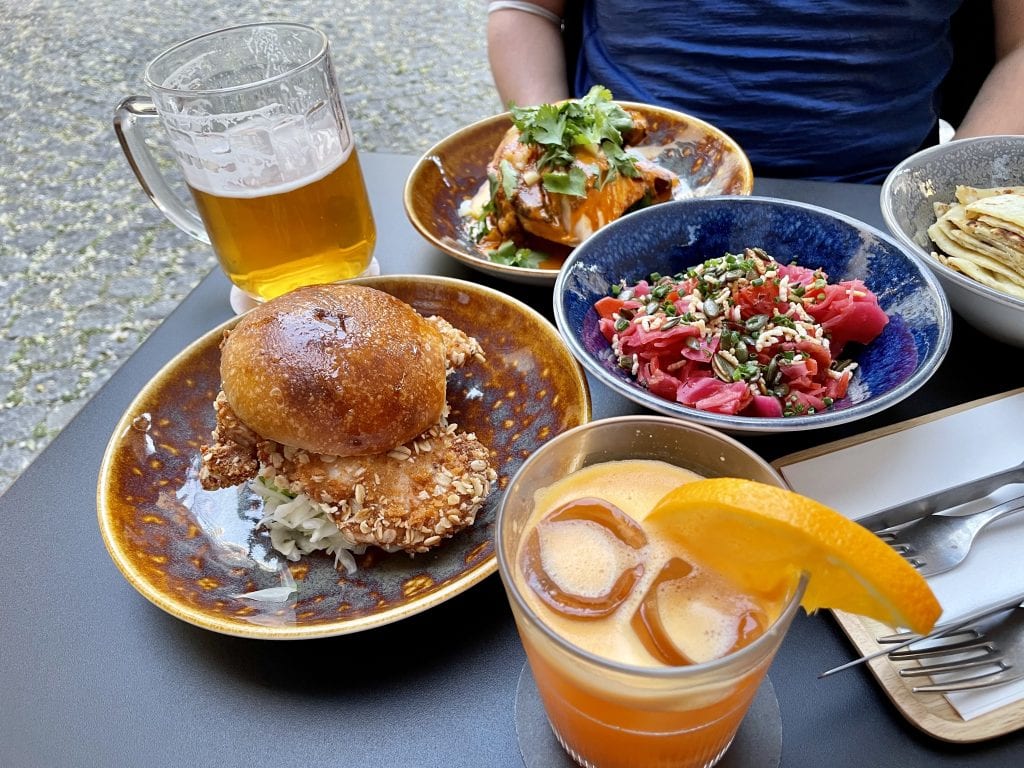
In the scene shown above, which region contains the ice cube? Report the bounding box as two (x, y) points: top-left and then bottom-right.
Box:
(521, 497), (646, 619)
(632, 558), (769, 665)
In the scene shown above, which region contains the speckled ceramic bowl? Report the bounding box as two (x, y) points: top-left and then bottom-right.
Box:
(881, 135), (1024, 347)
(97, 275), (591, 639)
(404, 104), (753, 286)
(554, 196), (951, 435)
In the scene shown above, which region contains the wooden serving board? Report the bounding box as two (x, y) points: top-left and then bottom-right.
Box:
(773, 388), (1024, 743)
(827, 610), (1024, 743)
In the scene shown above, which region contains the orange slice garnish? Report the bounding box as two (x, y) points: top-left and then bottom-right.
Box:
(647, 478), (941, 634)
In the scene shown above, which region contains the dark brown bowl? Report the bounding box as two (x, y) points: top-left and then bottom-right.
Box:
(404, 104), (754, 286)
(97, 275), (591, 639)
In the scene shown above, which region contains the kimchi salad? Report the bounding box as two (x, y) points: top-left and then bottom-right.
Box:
(595, 248), (889, 417)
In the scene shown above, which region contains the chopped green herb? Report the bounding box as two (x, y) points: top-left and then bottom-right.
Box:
(509, 85), (638, 194)
(499, 159), (518, 200)
(542, 166), (588, 197)
(488, 241), (546, 268)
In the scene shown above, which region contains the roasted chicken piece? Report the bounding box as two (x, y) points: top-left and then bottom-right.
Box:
(485, 109), (679, 247)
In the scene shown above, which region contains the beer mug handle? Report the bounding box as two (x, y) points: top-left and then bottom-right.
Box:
(113, 96), (211, 244)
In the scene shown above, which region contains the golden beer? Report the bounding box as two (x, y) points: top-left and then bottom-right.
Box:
(118, 23), (377, 301)
(189, 147), (376, 300)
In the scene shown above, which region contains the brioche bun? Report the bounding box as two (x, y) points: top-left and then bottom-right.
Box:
(220, 284), (447, 457)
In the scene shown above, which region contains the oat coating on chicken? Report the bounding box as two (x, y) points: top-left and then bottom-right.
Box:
(255, 411), (496, 554)
(426, 314), (485, 372)
(198, 390), (260, 490)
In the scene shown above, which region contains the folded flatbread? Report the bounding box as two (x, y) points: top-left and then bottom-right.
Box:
(954, 184), (1024, 204)
(928, 185), (1024, 299)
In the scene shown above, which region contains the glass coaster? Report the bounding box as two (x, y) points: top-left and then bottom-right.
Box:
(514, 663), (782, 768)
(228, 257), (382, 314)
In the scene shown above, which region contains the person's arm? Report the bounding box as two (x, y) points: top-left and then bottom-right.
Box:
(487, 0), (570, 107)
(953, 0), (1024, 137)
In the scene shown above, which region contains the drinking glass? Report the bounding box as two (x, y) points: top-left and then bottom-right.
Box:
(114, 22), (376, 301)
(496, 415), (807, 768)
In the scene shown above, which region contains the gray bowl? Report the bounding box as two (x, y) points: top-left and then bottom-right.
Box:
(880, 135), (1024, 347)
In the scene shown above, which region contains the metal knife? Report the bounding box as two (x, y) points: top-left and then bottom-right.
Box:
(855, 458), (1024, 532)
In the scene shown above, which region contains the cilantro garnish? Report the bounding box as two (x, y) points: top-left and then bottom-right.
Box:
(542, 167), (588, 197)
(499, 159), (518, 201)
(508, 85), (637, 196)
(488, 241), (546, 268)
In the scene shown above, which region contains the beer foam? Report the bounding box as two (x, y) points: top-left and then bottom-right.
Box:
(537, 519), (638, 598)
(175, 117), (353, 198)
(188, 151), (348, 198)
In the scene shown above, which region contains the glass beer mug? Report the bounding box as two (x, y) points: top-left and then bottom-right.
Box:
(114, 22), (376, 301)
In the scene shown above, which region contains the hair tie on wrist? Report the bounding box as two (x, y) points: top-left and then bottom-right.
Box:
(487, 1), (563, 26)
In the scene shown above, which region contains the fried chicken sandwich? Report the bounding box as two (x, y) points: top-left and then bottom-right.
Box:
(199, 283), (496, 572)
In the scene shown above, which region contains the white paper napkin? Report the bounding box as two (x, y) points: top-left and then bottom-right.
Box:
(778, 391), (1024, 721)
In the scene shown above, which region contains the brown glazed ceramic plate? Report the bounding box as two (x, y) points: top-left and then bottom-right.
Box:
(403, 103), (754, 287)
(97, 275), (591, 639)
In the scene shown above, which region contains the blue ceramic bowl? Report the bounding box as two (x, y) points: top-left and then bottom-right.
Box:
(554, 196), (952, 434)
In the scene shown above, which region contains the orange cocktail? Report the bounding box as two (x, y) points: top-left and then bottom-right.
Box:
(496, 417), (805, 768)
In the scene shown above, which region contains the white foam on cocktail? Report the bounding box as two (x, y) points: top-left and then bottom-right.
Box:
(538, 519), (639, 598)
(656, 575), (762, 664)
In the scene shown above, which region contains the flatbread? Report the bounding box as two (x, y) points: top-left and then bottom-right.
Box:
(928, 220), (1024, 296)
(934, 252), (1024, 298)
(927, 219), (1022, 283)
(964, 216), (1024, 259)
(940, 205), (1024, 272)
(954, 184), (1024, 205)
(928, 238), (1024, 294)
(966, 193), (1024, 229)
(928, 185), (1024, 300)
(975, 213), (1024, 241)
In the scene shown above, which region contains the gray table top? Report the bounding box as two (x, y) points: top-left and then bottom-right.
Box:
(2, 152), (1021, 768)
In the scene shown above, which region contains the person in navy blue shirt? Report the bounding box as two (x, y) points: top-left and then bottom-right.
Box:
(486, 0), (1024, 183)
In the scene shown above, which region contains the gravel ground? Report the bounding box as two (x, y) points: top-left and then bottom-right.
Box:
(0, 0), (501, 496)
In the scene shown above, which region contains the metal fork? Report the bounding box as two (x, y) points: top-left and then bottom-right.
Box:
(875, 495), (1024, 577)
(880, 606), (1024, 693)
(820, 590), (1024, 679)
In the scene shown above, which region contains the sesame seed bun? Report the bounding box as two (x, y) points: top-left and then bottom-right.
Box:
(219, 283), (447, 457)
